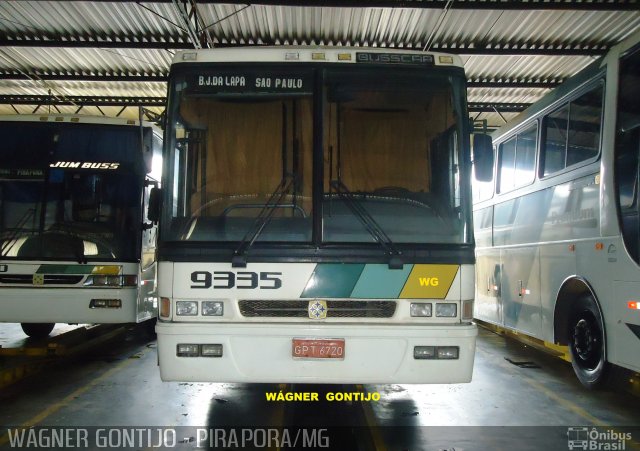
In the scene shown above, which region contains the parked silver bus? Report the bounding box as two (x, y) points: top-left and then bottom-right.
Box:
(472, 30), (640, 387)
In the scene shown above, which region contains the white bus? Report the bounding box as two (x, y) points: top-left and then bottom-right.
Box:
(152, 47), (492, 384)
(0, 115), (161, 338)
(472, 30), (640, 388)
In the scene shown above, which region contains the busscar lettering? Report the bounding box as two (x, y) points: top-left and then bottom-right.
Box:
(356, 52), (434, 65)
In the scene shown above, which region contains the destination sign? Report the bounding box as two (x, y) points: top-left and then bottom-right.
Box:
(356, 52), (434, 65)
(188, 72), (312, 94)
(0, 168), (45, 180)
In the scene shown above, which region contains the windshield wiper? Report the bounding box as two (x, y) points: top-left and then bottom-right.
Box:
(232, 177), (294, 267)
(330, 180), (403, 269)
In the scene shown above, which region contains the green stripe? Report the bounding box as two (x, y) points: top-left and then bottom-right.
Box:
(350, 264), (413, 299)
(36, 265), (95, 275)
(301, 263), (365, 298)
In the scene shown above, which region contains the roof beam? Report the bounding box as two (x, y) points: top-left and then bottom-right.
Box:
(0, 95), (166, 107)
(0, 37), (608, 55)
(0, 72), (169, 82)
(468, 102), (530, 112)
(0, 95), (532, 112)
(0, 73), (562, 88)
(35, 0), (640, 11)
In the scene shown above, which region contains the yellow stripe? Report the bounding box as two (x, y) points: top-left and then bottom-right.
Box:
(91, 265), (122, 275)
(399, 264), (458, 299)
(0, 347), (148, 447)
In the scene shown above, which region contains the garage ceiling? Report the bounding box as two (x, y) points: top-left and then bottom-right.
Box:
(0, 0), (639, 127)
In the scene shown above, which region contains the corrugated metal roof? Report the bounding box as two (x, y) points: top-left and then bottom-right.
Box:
(0, 2), (638, 126)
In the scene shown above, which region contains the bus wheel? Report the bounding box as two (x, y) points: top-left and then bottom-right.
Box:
(568, 296), (608, 389)
(21, 323), (55, 338)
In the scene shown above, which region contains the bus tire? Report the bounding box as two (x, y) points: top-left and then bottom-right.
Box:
(568, 295), (608, 389)
(21, 323), (55, 338)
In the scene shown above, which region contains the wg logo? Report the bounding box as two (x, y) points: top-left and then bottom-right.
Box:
(419, 277), (439, 287)
(308, 300), (327, 320)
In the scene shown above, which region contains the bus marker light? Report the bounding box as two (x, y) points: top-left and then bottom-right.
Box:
(439, 56), (454, 64)
(182, 52), (197, 61)
(90, 299), (122, 308)
(122, 275), (138, 286)
(177, 344), (199, 357)
(201, 344), (223, 357)
(595, 242), (604, 250)
(437, 346), (459, 359)
(312, 52), (326, 60)
(568, 244), (576, 252)
(160, 297), (171, 318)
(414, 346), (436, 359)
(338, 53), (352, 61)
(90, 299), (108, 308)
(285, 52), (299, 61)
(628, 301), (639, 310)
(462, 300), (474, 320)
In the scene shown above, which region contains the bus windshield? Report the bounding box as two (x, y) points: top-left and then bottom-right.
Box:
(0, 122), (144, 261)
(164, 65), (469, 246)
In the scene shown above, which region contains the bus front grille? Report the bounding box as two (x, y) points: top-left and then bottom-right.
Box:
(0, 274), (85, 285)
(238, 300), (396, 318)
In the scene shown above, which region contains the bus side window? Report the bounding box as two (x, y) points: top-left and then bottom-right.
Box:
(542, 84), (603, 177)
(497, 123), (537, 194)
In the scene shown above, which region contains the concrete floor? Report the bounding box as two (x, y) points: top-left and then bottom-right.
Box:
(0, 326), (638, 450)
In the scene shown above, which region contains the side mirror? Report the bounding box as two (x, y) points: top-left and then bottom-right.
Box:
(147, 187), (162, 223)
(473, 134), (494, 182)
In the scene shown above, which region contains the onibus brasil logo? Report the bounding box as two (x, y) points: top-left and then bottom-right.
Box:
(567, 427), (632, 450)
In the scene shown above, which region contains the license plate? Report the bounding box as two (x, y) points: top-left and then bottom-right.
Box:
(292, 338), (345, 359)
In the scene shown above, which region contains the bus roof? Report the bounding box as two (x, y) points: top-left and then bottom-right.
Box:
(171, 46), (464, 69)
(491, 28), (640, 143)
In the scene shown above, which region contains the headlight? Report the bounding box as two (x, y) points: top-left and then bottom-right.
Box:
(410, 303), (432, 317)
(435, 303), (457, 317)
(176, 301), (198, 316)
(83, 275), (137, 287)
(202, 301), (224, 316)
